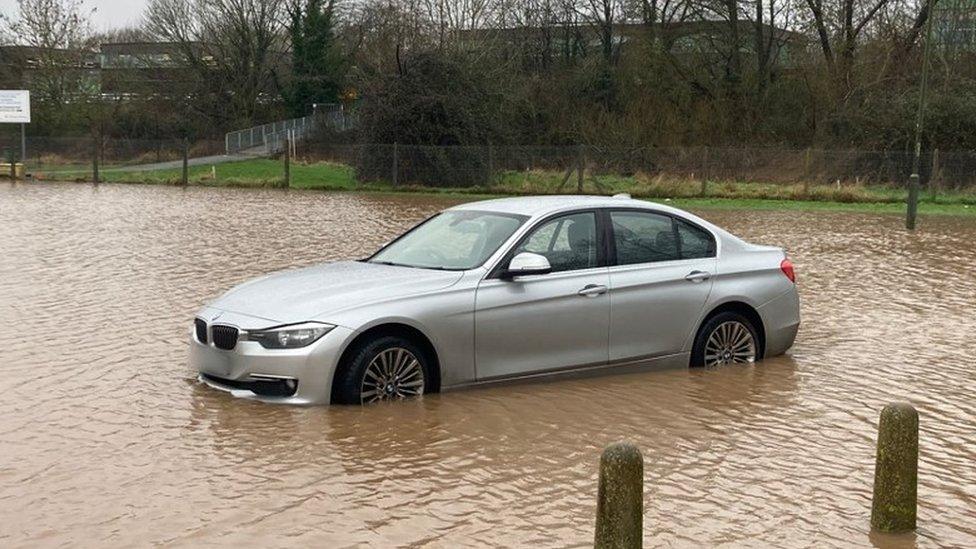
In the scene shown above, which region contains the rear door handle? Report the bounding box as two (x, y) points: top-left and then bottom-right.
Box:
(578, 284), (608, 297)
(685, 270), (711, 283)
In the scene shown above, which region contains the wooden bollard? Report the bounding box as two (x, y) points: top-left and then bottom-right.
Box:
(283, 136), (291, 188)
(594, 442), (643, 549)
(92, 136), (100, 184)
(871, 402), (918, 533)
(181, 138), (189, 186)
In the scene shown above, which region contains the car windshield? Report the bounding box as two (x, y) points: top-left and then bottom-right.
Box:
(369, 210), (527, 270)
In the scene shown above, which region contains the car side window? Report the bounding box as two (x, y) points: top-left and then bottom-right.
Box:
(610, 211), (679, 265)
(514, 212), (598, 272)
(676, 219), (716, 259)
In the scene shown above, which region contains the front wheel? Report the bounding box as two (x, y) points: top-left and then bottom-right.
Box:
(332, 336), (429, 404)
(690, 312), (759, 367)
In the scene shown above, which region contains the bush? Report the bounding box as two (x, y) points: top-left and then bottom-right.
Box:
(354, 52), (510, 187)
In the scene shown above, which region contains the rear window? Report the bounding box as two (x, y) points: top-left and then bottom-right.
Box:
(610, 211), (679, 265)
(676, 220), (716, 259)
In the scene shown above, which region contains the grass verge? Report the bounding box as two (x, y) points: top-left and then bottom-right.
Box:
(34, 158), (976, 216)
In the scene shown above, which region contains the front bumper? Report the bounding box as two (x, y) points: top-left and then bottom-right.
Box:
(189, 312), (352, 405)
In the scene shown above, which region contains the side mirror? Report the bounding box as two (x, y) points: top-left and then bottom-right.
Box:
(504, 252), (552, 279)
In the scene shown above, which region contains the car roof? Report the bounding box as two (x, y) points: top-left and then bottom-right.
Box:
(448, 195), (759, 255)
(448, 195), (681, 217)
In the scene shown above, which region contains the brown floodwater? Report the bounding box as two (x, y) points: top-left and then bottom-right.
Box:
(1, 182), (974, 548)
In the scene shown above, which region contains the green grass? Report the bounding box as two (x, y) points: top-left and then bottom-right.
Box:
(44, 158), (359, 189)
(491, 169), (976, 205)
(34, 158), (976, 217)
(655, 197), (974, 216)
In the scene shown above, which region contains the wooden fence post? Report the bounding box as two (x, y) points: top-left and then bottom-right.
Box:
(283, 137), (291, 188)
(802, 148), (813, 195)
(700, 146), (710, 195)
(930, 148), (940, 190)
(487, 144), (494, 186)
(392, 142), (399, 186)
(577, 144), (585, 194)
(181, 139), (189, 186)
(92, 134), (100, 184)
(6, 147), (14, 180)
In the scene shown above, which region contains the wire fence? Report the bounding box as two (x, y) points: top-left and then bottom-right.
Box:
(2, 137), (226, 176)
(5, 135), (976, 194)
(295, 142), (976, 190)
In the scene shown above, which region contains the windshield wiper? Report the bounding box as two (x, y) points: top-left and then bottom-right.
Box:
(370, 260), (461, 271)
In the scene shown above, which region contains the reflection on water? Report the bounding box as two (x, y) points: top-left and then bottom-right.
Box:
(0, 182), (974, 547)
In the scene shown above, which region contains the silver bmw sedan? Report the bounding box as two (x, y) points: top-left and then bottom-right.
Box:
(191, 195), (799, 405)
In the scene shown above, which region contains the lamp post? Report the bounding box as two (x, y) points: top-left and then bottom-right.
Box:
(906, 0), (938, 230)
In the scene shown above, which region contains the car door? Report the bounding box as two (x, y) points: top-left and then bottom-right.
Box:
(607, 210), (717, 361)
(475, 211), (610, 379)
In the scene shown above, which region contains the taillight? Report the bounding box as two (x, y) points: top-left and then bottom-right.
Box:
(780, 258), (796, 283)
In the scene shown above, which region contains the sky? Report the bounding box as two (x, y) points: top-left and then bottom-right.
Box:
(1, 0), (148, 33)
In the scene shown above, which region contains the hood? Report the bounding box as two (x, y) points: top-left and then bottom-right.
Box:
(209, 261), (463, 325)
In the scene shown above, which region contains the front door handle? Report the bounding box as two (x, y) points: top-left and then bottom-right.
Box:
(578, 284), (608, 297)
(685, 270), (711, 283)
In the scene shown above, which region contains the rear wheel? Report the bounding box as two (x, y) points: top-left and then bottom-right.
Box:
(332, 336), (429, 404)
(690, 312), (759, 367)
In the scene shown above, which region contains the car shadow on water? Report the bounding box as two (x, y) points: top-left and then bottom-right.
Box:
(184, 356), (803, 464)
(178, 358), (826, 545)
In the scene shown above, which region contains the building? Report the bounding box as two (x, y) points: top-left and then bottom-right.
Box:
(0, 45), (99, 92)
(459, 19), (808, 69)
(2, 41), (281, 98)
(98, 41), (207, 97)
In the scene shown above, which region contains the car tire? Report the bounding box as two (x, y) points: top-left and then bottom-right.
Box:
(690, 312), (760, 367)
(332, 335), (430, 405)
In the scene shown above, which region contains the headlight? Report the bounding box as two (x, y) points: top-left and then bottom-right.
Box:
(246, 322), (335, 349)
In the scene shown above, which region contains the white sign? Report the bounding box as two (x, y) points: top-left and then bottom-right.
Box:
(0, 90), (31, 123)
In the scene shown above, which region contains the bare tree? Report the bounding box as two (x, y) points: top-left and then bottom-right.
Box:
(484, 0), (585, 70)
(899, 0), (939, 55)
(419, 0), (495, 48)
(638, 0), (692, 49)
(793, 0), (940, 105)
(343, 0), (436, 79)
(749, 0), (795, 94)
(92, 25), (153, 44)
(800, 0), (937, 68)
(144, 0), (288, 126)
(0, 0), (97, 128)
(578, 0), (626, 65)
(0, 0), (93, 51)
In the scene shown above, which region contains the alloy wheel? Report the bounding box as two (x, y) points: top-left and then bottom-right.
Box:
(361, 347), (425, 404)
(704, 321), (756, 366)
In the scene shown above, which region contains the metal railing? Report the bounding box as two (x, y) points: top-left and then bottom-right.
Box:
(223, 107), (357, 155)
(314, 102), (357, 132)
(224, 115), (316, 155)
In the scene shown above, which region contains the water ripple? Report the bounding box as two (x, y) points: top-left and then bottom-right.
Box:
(0, 183), (974, 547)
